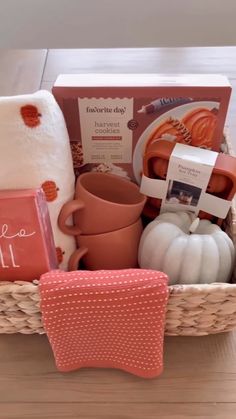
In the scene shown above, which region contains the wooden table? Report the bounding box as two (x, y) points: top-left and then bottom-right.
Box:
(0, 48), (236, 419)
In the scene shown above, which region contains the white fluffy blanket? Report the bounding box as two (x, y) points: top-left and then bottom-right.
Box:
(0, 90), (76, 270)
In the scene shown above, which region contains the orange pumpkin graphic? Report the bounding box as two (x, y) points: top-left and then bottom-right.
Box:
(56, 247), (65, 264)
(20, 104), (41, 127)
(41, 180), (59, 202)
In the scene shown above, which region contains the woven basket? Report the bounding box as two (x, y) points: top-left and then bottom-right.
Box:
(1, 137), (236, 336)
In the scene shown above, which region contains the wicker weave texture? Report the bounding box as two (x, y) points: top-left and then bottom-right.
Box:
(0, 280), (236, 336)
(0, 200), (235, 336)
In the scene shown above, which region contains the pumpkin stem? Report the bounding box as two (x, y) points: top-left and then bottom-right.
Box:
(189, 217), (200, 234)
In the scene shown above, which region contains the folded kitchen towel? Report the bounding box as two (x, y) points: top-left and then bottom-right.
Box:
(39, 269), (169, 378)
(0, 90), (76, 269)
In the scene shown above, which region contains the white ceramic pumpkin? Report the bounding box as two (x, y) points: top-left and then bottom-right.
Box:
(138, 211), (235, 285)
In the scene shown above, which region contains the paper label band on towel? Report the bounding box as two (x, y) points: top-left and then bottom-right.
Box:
(78, 98), (133, 164)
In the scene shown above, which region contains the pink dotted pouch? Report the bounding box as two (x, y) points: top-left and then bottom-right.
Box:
(39, 269), (169, 378)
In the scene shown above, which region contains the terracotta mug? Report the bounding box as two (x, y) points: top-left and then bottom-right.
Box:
(68, 218), (143, 271)
(58, 172), (146, 235)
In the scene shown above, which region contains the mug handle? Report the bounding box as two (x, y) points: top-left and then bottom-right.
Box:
(68, 247), (88, 271)
(58, 199), (84, 235)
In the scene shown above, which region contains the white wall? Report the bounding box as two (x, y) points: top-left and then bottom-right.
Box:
(0, 0), (236, 48)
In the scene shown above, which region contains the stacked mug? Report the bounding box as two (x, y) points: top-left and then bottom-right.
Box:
(58, 172), (146, 271)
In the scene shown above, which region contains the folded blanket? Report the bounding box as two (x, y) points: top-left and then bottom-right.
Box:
(39, 269), (169, 378)
(0, 90), (76, 270)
